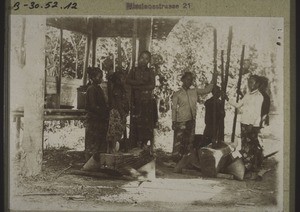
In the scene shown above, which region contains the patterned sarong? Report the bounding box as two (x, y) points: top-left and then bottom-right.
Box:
(240, 123), (264, 172)
(172, 120), (195, 162)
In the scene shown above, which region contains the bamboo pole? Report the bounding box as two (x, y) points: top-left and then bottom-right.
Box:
(231, 45), (245, 143)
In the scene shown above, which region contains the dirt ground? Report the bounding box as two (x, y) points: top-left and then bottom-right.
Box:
(9, 144), (282, 212)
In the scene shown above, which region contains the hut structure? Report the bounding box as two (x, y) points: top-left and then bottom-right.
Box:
(12, 16), (179, 176)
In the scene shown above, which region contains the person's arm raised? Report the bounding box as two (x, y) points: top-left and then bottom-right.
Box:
(196, 72), (217, 95)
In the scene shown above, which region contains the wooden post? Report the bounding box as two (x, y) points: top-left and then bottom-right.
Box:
(220, 50), (226, 142)
(56, 28), (63, 109)
(138, 18), (152, 54)
(91, 36), (97, 67)
(224, 26), (233, 91)
(90, 19), (97, 67)
(220, 50), (225, 97)
(82, 34), (91, 86)
(128, 19), (138, 149)
(20, 17), (46, 176)
(231, 45), (245, 143)
(117, 36), (122, 71)
(212, 28), (218, 146)
(132, 19), (137, 67)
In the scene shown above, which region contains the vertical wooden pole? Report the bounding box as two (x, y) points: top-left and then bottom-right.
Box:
(91, 36), (97, 67)
(212, 28), (218, 146)
(224, 26), (233, 90)
(231, 45), (245, 143)
(220, 50), (225, 96)
(129, 19), (138, 149)
(117, 36), (122, 71)
(57, 28), (63, 109)
(138, 18), (152, 54)
(20, 17), (46, 176)
(82, 34), (91, 86)
(132, 19), (137, 68)
(90, 19), (97, 67)
(220, 50), (225, 142)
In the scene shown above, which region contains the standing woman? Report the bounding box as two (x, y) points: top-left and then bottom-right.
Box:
(225, 75), (264, 176)
(126, 51), (156, 149)
(85, 67), (109, 161)
(172, 71), (216, 162)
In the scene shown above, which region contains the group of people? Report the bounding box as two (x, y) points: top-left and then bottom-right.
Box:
(84, 50), (157, 160)
(172, 72), (270, 177)
(84, 49), (270, 179)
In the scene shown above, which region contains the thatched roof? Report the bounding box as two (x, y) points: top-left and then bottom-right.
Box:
(46, 17), (179, 39)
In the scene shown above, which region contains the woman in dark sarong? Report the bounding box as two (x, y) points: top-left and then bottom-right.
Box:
(126, 51), (156, 149)
(106, 71), (129, 153)
(85, 67), (109, 161)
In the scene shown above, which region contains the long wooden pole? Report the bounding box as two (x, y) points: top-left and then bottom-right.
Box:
(117, 36), (122, 71)
(129, 18), (138, 149)
(212, 28), (218, 146)
(220, 50), (225, 99)
(231, 45), (245, 143)
(132, 19), (137, 67)
(82, 34), (91, 86)
(224, 26), (233, 91)
(57, 28), (63, 109)
(90, 19), (97, 67)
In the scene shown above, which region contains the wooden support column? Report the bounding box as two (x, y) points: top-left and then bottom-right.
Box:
(90, 19), (97, 67)
(91, 36), (97, 67)
(82, 34), (91, 86)
(132, 19), (138, 68)
(212, 28), (218, 146)
(138, 18), (152, 54)
(57, 28), (63, 109)
(117, 36), (122, 71)
(20, 17), (46, 176)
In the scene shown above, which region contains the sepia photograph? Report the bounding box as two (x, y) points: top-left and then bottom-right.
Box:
(8, 15), (285, 211)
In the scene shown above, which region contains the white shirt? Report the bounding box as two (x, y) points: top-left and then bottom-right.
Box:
(228, 89), (263, 127)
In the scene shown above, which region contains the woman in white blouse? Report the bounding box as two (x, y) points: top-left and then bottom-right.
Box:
(225, 75), (264, 176)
